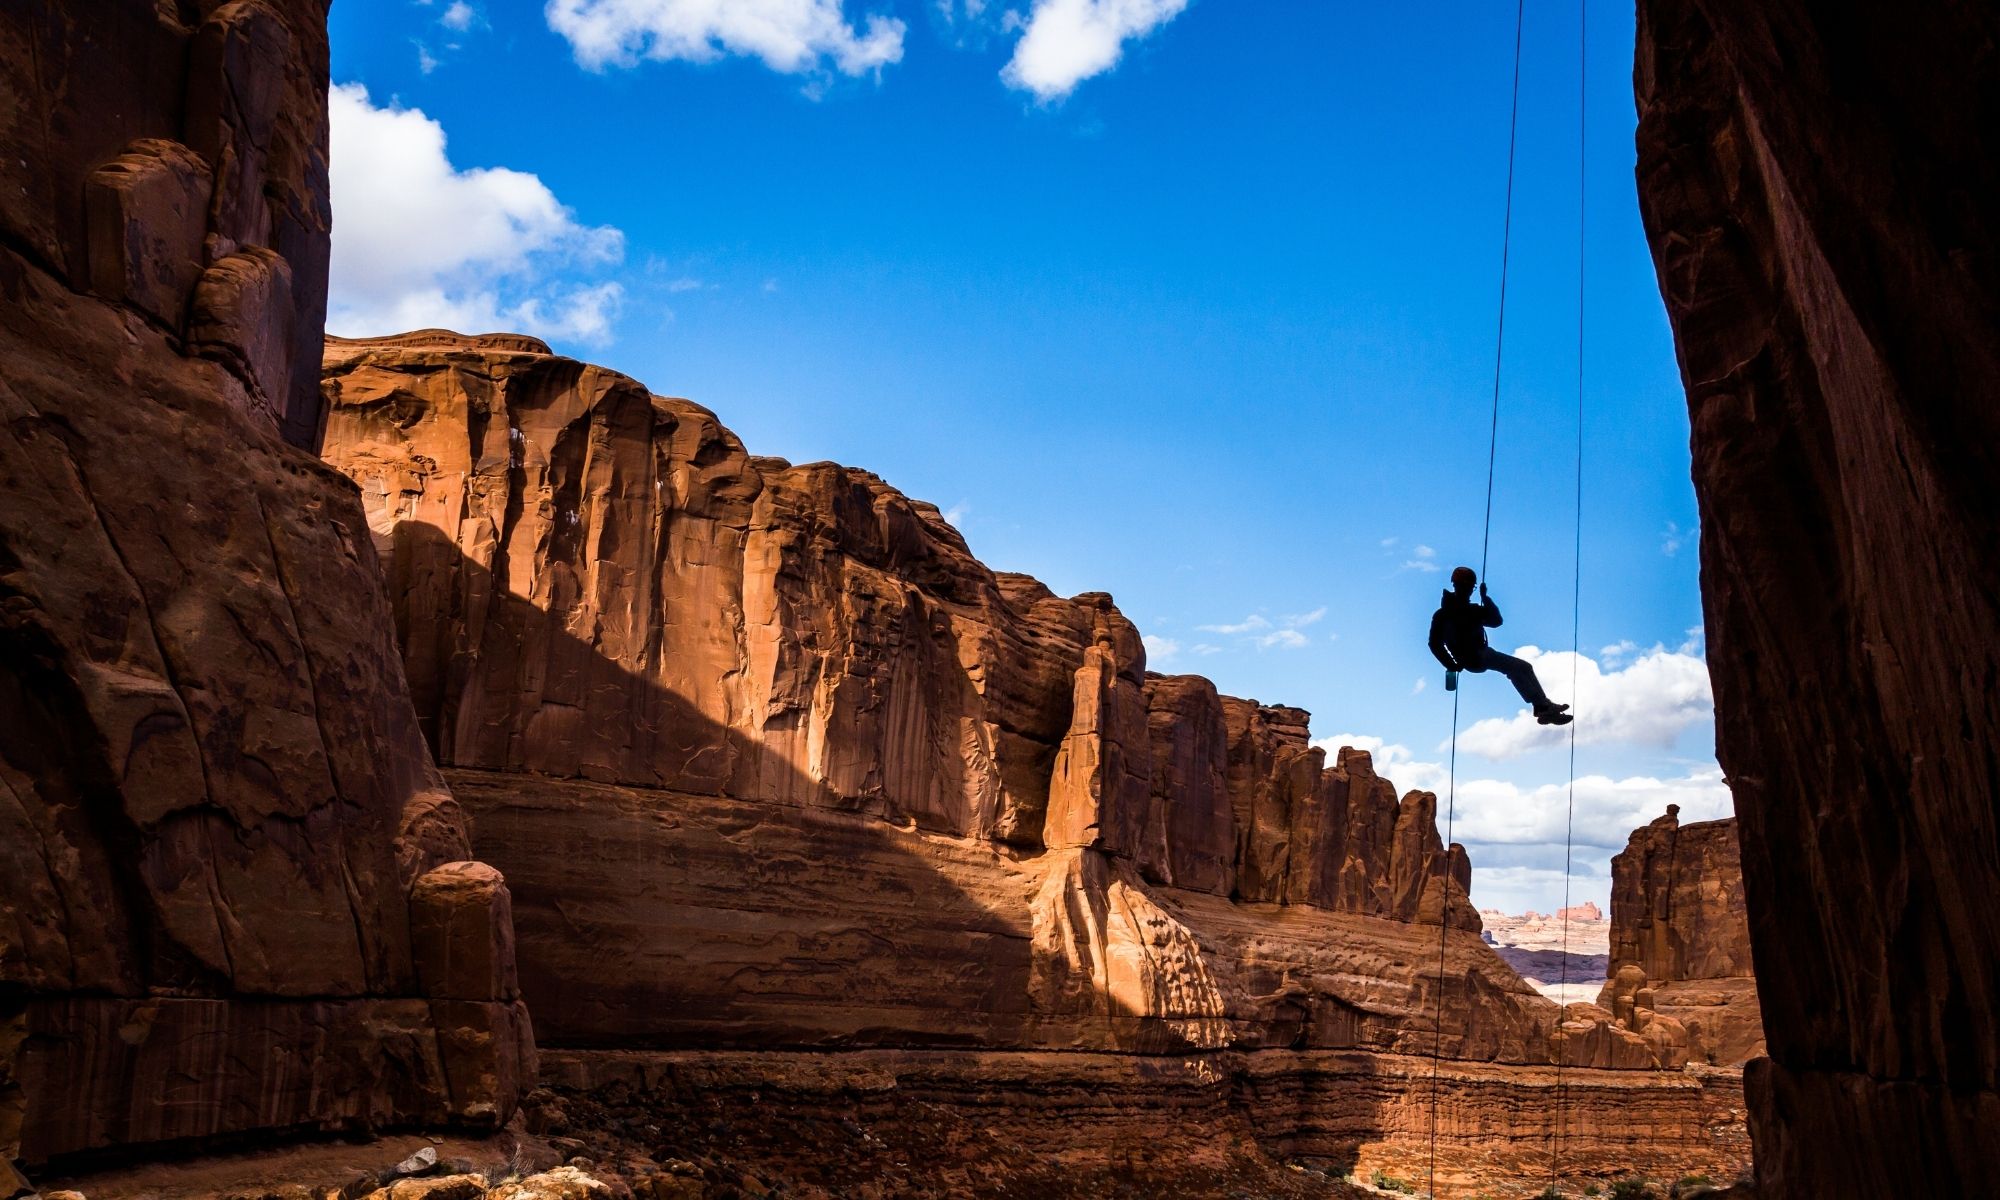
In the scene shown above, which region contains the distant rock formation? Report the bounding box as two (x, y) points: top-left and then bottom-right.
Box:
(1636, 1), (2000, 1190)
(1480, 905), (1610, 1003)
(0, 1), (528, 1180)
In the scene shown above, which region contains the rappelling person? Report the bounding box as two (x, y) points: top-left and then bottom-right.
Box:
(1428, 566), (1573, 725)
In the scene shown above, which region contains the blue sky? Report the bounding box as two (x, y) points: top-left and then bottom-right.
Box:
(328, 0), (1728, 914)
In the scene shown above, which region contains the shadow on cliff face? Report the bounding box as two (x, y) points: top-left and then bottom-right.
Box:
(385, 519), (1061, 1050)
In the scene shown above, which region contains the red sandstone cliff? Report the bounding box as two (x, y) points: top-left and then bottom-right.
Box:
(0, 2), (529, 1179)
(1637, 1), (2000, 1192)
(1599, 808), (1762, 1067)
(319, 332), (1517, 1061)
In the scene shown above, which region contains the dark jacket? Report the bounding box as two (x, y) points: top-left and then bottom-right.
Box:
(1428, 588), (1502, 670)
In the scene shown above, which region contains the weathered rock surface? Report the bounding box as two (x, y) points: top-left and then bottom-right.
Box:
(320, 331), (1481, 934)
(314, 332), (1762, 1189)
(445, 769), (1541, 1058)
(1636, 1), (2000, 1191)
(1600, 807), (1763, 1066)
(0, 0), (527, 1172)
(541, 1048), (1751, 1200)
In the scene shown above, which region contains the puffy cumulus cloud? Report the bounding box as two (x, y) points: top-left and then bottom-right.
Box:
(1142, 634), (1181, 664)
(1001, 0), (1189, 101)
(1307, 740), (1732, 851)
(1454, 644), (1714, 760)
(328, 84), (626, 346)
(1449, 766), (1733, 851)
(547, 0), (905, 76)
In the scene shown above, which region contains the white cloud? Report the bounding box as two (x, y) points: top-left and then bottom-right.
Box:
(1198, 606), (1324, 651)
(1197, 615), (1270, 636)
(1000, 0), (1189, 101)
(1191, 643), (1222, 656)
(1662, 520), (1691, 557)
(1449, 766), (1733, 850)
(442, 1), (477, 30)
(1411, 677), (1428, 696)
(942, 501), (970, 527)
(547, 0), (905, 76)
(1403, 557), (1442, 573)
(415, 42), (442, 73)
(328, 83), (626, 347)
(1413, 544), (1436, 559)
(665, 276), (706, 292)
(1143, 634), (1180, 664)
(1454, 644), (1714, 760)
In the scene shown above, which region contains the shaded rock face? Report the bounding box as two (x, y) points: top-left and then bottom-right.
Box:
(1636, 1), (2000, 1192)
(1600, 807), (1763, 1067)
(320, 332), (1513, 1060)
(0, 0), (528, 1173)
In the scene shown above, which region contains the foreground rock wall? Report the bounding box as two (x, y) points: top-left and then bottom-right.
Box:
(1636, 1), (2000, 1192)
(0, 1), (528, 1178)
(321, 332), (1476, 930)
(1601, 807), (1762, 1065)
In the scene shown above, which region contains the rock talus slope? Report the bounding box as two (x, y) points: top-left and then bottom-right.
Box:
(0, 1), (529, 1178)
(1636, 1), (2000, 1192)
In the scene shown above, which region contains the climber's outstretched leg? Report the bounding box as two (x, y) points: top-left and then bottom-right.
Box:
(1478, 648), (1573, 725)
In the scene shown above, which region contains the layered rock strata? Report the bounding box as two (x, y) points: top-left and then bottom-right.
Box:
(1601, 807), (1762, 1066)
(541, 1049), (1751, 1200)
(0, 0), (528, 1177)
(1636, 1), (2000, 1191)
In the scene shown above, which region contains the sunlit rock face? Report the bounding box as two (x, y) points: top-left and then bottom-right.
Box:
(0, 1), (528, 1176)
(1636, 1), (2000, 1192)
(1599, 808), (1763, 1067)
(319, 331), (1519, 1051)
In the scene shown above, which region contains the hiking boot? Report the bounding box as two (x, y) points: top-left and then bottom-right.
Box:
(1536, 706), (1574, 726)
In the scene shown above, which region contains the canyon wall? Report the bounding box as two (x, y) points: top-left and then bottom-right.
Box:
(1636, 1), (2000, 1193)
(319, 331), (1515, 1059)
(1601, 808), (1762, 1066)
(0, 2), (528, 1180)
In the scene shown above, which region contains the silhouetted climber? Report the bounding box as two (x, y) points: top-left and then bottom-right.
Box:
(1428, 566), (1573, 725)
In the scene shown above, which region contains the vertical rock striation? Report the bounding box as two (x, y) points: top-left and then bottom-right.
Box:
(1600, 807), (1762, 1066)
(320, 332), (1507, 1058)
(0, 1), (528, 1176)
(1636, 2), (2000, 1192)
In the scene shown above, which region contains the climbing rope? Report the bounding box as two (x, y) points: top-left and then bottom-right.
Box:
(1428, 2), (1527, 1197)
(1549, 0), (1588, 1187)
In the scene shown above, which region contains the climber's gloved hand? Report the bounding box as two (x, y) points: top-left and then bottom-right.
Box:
(1445, 669), (1459, 692)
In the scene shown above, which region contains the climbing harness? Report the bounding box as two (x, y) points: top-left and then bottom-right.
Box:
(1424, 0), (1589, 1195)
